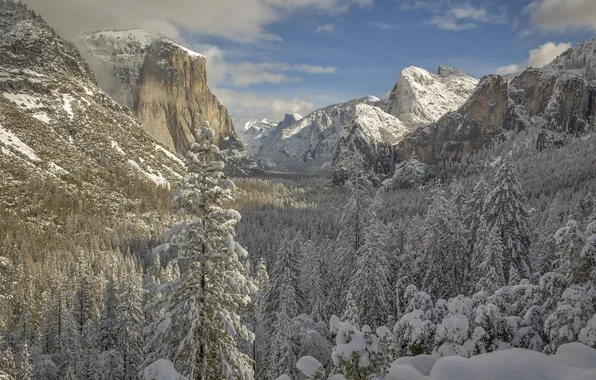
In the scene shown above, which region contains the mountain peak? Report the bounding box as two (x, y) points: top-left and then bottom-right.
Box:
(385, 65), (477, 126)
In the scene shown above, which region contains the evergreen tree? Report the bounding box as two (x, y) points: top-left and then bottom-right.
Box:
(420, 191), (469, 299)
(309, 249), (329, 324)
(343, 219), (391, 328)
(465, 177), (488, 258)
(482, 154), (533, 283)
(116, 275), (144, 380)
(267, 268), (299, 380)
(98, 278), (120, 352)
(553, 220), (584, 280)
(73, 269), (97, 335)
(335, 174), (373, 305)
(18, 344), (32, 380)
(143, 122), (254, 380)
(475, 224), (506, 293)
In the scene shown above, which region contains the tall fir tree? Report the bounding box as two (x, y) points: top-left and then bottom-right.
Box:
(420, 191), (470, 299)
(475, 224), (506, 293)
(98, 278), (120, 352)
(343, 219), (391, 328)
(482, 153), (533, 284)
(143, 121), (255, 380)
(116, 275), (144, 380)
(335, 174), (373, 305)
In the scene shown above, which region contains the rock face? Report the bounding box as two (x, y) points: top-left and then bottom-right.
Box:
(331, 103), (411, 184)
(0, 1), (184, 223)
(385, 65), (478, 126)
(395, 75), (509, 163)
(81, 30), (241, 153)
(395, 40), (596, 165)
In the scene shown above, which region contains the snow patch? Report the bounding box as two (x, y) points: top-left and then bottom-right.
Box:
(32, 112), (51, 124)
(62, 94), (75, 119)
(154, 144), (185, 167)
(142, 359), (187, 380)
(0, 124), (40, 161)
(48, 162), (68, 176)
(2, 92), (43, 110)
(111, 140), (125, 155)
(128, 159), (169, 188)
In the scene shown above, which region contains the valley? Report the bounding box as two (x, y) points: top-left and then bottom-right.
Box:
(1, 1), (596, 379)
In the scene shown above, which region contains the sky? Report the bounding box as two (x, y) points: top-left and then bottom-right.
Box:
(22, 0), (596, 121)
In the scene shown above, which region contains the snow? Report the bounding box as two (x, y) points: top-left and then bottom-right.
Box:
(154, 144), (185, 167)
(89, 29), (156, 50)
(0, 124), (40, 161)
(48, 162), (68, 176)
(296, 356), (322, 377)
(62, 94), (75, 119)
(168, 41), (204, 58)
(555, 342), (596, 370)
(392, 355), (437, 376)
(32, 112), (51, 124)
(111, 140), (125, 155)
(83, 86), (94, 96)
(386, 65), (478, 127)
(387, 343), (596, 380)
(2, 92), (43, 109)
(142, 359), (187, 380)
(275, 376), (291, 380)
(128, 159), (169, 188)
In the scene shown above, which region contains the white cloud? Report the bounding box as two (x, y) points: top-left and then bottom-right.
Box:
(371, 21), (398, 30)
(23, 0), (373, 43)
(527, 0), (596, 32)
(316, 24), (335, 33)
(215, 88), (315, 121)
(496, 41), (572, 74)
(197, 45), (337, 88)
(401, 1), (508, 31)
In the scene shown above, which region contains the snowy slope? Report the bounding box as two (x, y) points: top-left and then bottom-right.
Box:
(386, 65), (478, 127)
(253, 96), (383, 173)
(233, 116), (281, 153)
(0, 2), (184, 224)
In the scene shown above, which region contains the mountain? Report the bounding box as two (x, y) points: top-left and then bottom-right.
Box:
(331, 103), (411, 184)
(394, 40), (596, 165)
(232, 114), (303, 155)
(385, 65), (478, 127)
(80, 29), (241, 154)
(252, 96), (386, 172)
(0, 1), (183, 228)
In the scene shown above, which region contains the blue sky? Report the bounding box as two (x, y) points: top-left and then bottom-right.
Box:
(24, 0), (596, 120)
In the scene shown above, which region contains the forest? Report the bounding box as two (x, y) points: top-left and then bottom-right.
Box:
(1, 122), (595, 380)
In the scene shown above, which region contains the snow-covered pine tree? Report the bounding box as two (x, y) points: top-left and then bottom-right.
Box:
(18, 344), (32, 380)
(253, 259), (269, 380)
(143, 121), (255, 380)
(73, 267), (97, 335)
(475, 224), (506, 293)
(482, 153), (533, 284)
(116, 275), (144, 380)
(98, 278), (120, 352)
(420, 191), (469, 299)
(309, 248), (329, 324)
(553, 220), (584, 281)
(342, 218), (391, 328)
(465, 177), (488, 258)
(335, 173), (373, 306)
(267, 267), (299, 380)
(263, 237), (302, 329)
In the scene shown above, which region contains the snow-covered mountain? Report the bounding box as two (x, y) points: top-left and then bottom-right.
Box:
(233, 113), (303, 154)
(80, 29), (241, 154)
(0, 1), (185, 225)
(394, 39), (596, 165)
(331, 103), (412, 184)
(385, 65), (478, 127)
(252, 96), (386, 172)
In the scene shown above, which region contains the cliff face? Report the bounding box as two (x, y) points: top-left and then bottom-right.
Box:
(81, 30), (241, 154)
(394, 40), (596, 165)
(395, 75), (508, 163)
